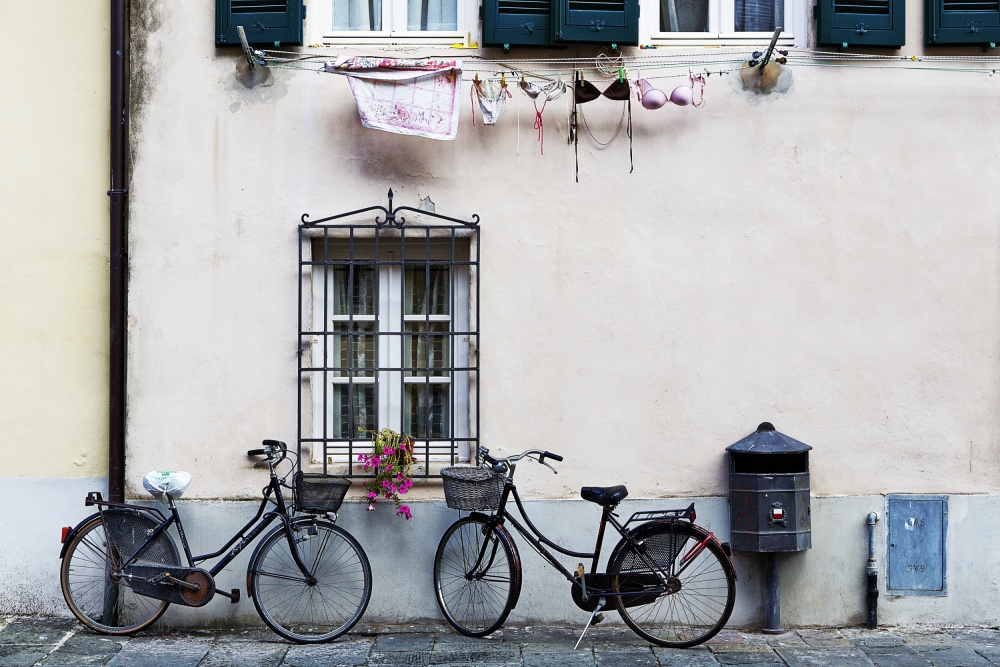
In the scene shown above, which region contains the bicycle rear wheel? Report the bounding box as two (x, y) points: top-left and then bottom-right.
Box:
(433, 515), (520, 637)
(609, 521), (736, 648)
(249, 517), (371, 643)
(60, 510), (180, 634)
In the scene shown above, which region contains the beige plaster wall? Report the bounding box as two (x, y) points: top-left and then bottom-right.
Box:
(0, 3), (109, 478)
(126, 0), (1000, 501)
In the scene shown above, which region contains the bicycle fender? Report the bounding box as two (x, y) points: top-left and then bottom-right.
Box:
(59, 512), (104, 560)
(610, 520), (738, 582)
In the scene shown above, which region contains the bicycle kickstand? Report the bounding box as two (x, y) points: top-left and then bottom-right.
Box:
(574, 597), (606, 651)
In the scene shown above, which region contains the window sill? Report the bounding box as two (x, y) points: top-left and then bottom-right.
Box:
(645, 34), (796, 47)
(316, 33), (472, 48)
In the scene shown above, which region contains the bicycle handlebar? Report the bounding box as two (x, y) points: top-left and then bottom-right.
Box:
(248, 440), (289, 468)
(247, 448), (268, 456)
(481, 447), (563, 472)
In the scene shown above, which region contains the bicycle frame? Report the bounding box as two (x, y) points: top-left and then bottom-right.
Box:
(480, 464), (714, 604)
(84, 472), (316, 584)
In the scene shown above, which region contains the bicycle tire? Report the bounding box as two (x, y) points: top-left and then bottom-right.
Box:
(248, 517), (371, 643)
(60, 510), (180, 635)
(433, 515), (520, 637)
(608, 521), (736, 648)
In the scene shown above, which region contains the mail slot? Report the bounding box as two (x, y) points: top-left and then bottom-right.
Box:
(726, 422), (812, 553)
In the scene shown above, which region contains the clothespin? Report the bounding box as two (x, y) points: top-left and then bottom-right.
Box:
(500, 72), (506, 87)
(474, 72), (480, 83)
(618, 66), (624, 83)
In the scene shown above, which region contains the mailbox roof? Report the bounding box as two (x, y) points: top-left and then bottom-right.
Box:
(725, 422), (812, 454)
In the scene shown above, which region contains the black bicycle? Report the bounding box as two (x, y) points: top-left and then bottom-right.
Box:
(58, 440), (372, 643)
(433, 447), (737, 648)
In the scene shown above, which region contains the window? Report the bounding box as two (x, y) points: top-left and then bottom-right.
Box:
(310, 0), (478, 43)
(644, 0), (801, 44)
(300, 228), (479, 474)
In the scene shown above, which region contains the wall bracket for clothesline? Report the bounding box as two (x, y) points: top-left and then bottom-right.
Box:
(301, 188), (480, 229)
(748, 27), (786, 74)
(237, 26), (266, 70)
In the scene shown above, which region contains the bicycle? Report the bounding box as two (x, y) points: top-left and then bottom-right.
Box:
(58, 439), (372, 643)
(433, 447), (738, 648)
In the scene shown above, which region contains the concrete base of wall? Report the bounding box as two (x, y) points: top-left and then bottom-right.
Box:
(0, 477), (108, 616)
(9, 484), (999, 630)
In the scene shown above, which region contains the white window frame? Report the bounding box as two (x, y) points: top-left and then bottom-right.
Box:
(307, 0), (477, 45)
(309, 247), (472, 467)
(639, 0), (805, 46)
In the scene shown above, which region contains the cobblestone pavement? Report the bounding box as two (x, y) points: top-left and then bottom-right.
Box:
(3, 618), (1000, 667)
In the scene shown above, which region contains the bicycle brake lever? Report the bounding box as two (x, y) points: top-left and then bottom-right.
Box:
(538, 458), (558, 475)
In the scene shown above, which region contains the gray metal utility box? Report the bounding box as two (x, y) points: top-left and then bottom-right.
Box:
(726, 423), (812, 552)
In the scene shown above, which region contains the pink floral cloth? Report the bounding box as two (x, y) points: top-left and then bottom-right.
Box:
(326, 57), (463, 141)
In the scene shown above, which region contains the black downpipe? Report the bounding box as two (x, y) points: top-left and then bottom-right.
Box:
(866, 512), (879, 629)
(109, 0), (129, 502)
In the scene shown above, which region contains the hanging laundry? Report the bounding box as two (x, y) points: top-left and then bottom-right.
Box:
(519, 79), (567, 155)
(325, 57), (463, 140)
(470, 75), (512, 126)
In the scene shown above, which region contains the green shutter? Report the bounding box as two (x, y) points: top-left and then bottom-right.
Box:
(482, 0), (554, 46)
(926, 0), (1000, 44)
(816, 0), (904, 46)
(216, 0), (303, 46)
(552, 0), (639, 45)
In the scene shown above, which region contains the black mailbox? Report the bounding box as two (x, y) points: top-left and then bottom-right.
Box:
(726, 422), (812, 553)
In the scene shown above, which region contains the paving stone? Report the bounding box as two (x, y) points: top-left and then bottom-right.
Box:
(712, 650), (786, 666)
(282, 642), (373, 667)
(594, 647), (657, 666)
(212, 627), (290, 643)
(765, 632), (808, 648)
(914, 645), (995, 667)
(796, 630), (853, 649)
(105, 637), (212, 667)
(367, 650), (430, 666)
(975, 647), (1000, 665)
(38, 634), (125, 665)
(947, 630), (1000, 649)
(846, 631), (907, 648)
(523, 650), (597, 667)
(507, 626), (582, 647)
(651, 647), (722, 666)
(197, 642), (289, 667)
(430, 645), (521, 664)
(775, 646), (876, 667)
(375, 633), (435, 652)
(0, 619), (76, 645)
(860, 646), (935, 667)
(0, 644), (54, 667)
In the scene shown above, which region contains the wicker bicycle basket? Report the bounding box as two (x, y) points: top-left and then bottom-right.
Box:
(441, 466), (503, 511)
(294, 472), (352, 514)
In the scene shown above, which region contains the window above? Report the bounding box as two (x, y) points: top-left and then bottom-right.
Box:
(645, 0), (799, 44)
(310, 0), (478, 43)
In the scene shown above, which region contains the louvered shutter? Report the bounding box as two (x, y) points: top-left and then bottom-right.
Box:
(926, 0), (1000, 44)
(216, 0), (303, 46)
(482, 0), (554, 46)
(816, 0), (904, 46)
(552, 0), (639, 45)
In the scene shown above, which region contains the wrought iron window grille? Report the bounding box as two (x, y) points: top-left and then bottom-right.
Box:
(298, 189), (480, 478)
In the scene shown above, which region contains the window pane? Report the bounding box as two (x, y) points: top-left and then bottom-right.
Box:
(331, 384), (376, 438)
(404, 322), (450, 377)
(332, 0), (383, 29)
(405, 383), (450, 438)
(331, 322), (376, 378)
(407, 0), (458, 30)
(734, 0), (782, 31)
(660, 0), (709, 30)
(405, 266), (450, 316)
(333, 266), (375, 316)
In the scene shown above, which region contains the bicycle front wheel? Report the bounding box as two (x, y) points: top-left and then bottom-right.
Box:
(249, 517), (371, 643)
(433, 515), (520, 637)
(609, 521), (736, 648)
(60, 510), (180, 634)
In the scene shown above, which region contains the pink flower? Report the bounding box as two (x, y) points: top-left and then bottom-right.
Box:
(367, 492), (377, 501)
(397, 505), (412, 520)
(367, 504), (375, 512)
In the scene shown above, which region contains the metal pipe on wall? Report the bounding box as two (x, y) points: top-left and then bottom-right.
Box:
(867, 512), (879, 629)
(109, 0), (129, 502)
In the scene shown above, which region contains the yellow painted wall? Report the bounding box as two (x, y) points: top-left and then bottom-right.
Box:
(0, 3), (109, 478)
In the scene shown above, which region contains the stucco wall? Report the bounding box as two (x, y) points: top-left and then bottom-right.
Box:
(0, 4), (109, 476)
(126, 0), (1000, 502)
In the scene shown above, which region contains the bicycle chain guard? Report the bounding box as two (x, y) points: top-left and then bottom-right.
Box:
(122, 564), (218, 607)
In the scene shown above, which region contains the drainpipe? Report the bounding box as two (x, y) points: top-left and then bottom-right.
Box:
(866, 512), (879, 629)
(108, 0), (129, 502)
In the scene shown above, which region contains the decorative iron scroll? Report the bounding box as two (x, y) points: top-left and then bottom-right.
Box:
(301, 188), (480, 229)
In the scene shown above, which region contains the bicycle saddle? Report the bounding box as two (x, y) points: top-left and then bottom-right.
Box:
(581, 485), (628, 506)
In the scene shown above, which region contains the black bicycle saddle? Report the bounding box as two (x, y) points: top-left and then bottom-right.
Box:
(581, 485), (628, 506)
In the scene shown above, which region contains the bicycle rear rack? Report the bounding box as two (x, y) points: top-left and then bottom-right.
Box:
(622, 503), (696, 530)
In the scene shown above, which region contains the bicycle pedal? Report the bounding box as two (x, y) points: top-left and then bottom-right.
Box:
(575, 564), (585, 579)
(230, 589), (240, 603)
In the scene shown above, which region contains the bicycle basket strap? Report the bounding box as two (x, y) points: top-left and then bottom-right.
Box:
(143, 470), (193, 501)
